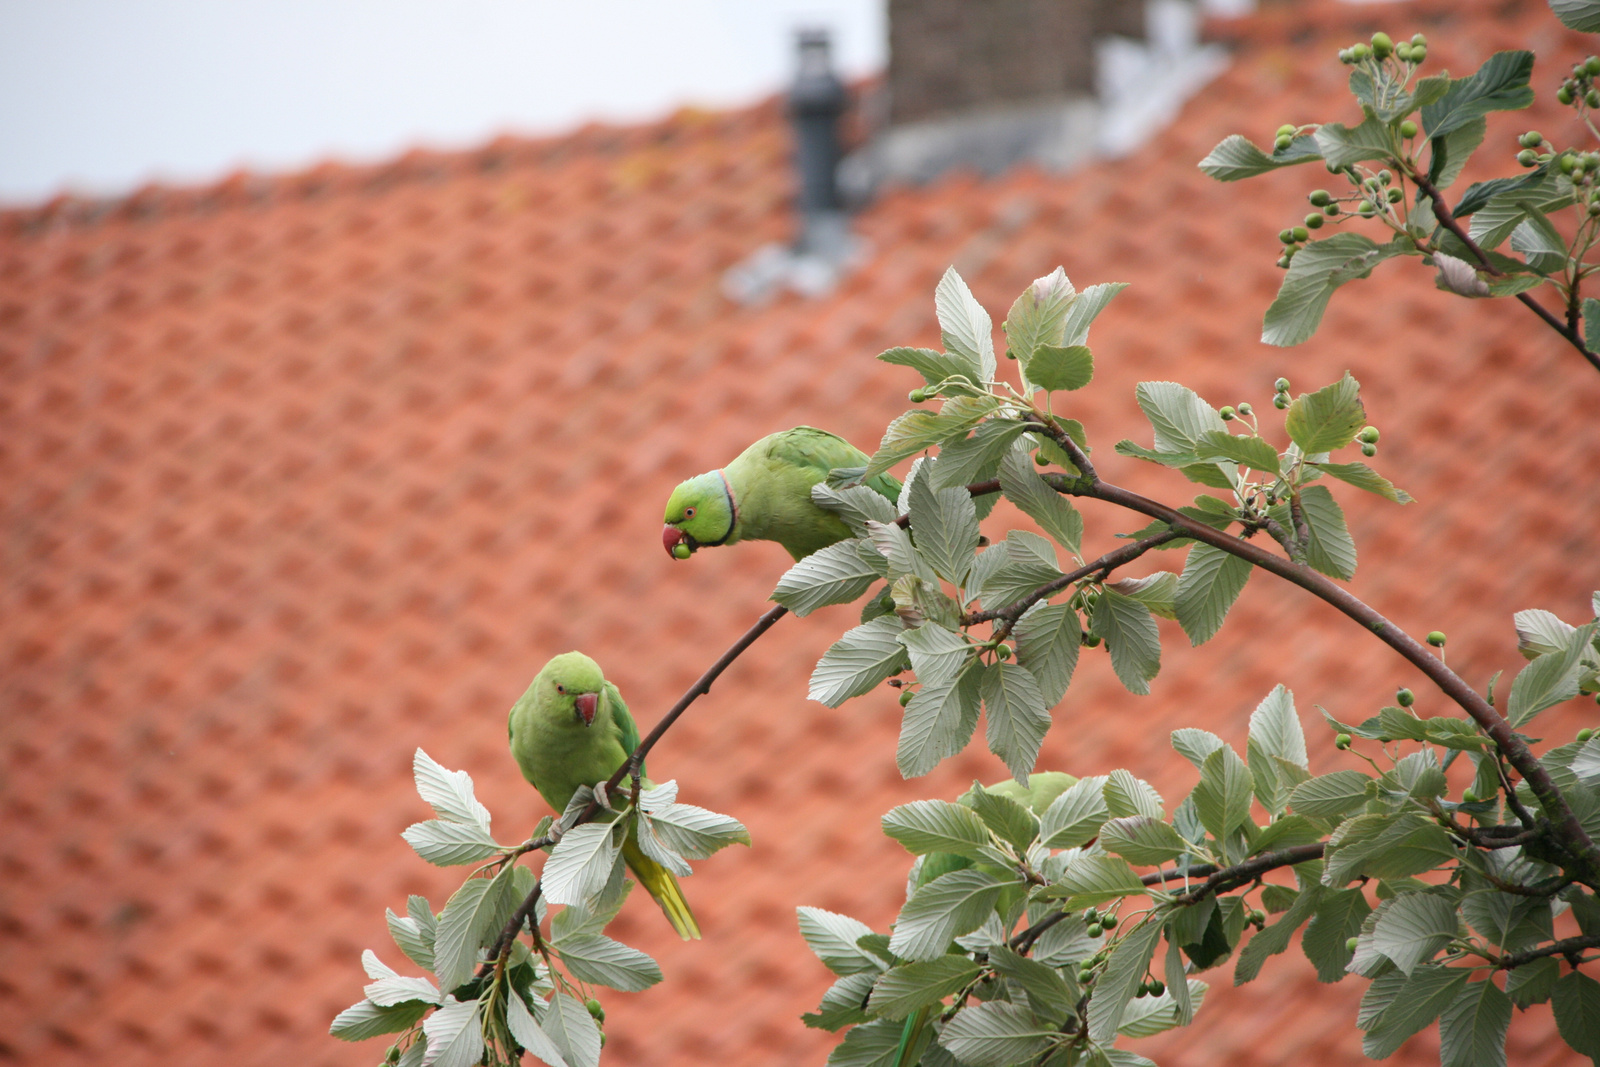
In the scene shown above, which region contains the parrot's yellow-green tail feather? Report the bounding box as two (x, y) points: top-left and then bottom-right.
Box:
(623, 839), (701, 940)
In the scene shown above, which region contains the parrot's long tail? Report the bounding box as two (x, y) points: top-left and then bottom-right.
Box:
(622, 839), (702, 940)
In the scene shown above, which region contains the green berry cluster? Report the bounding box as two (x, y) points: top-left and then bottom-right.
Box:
(1272, 123), (1301, 153)
(1555, 55), (1600, 107)
(1133, 978), (1166, 999)
(1357, 424), (1379, 457)
(1339, 31), (1427, 67)
(1272, 377), (1290, 410)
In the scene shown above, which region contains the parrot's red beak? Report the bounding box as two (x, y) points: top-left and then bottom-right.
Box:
(574, 691), (599, 726)
(663, 524), (688, 558)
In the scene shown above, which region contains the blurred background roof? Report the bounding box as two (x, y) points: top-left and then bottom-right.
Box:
(1, 1), (1596, 1066)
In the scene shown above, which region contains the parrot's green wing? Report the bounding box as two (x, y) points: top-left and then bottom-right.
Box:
(606, 680), (645, 782)
(726, 427), (903, 559)
(767, 426), (901, 502)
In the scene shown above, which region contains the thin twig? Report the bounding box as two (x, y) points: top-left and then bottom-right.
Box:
(961, 532), (1178, 628)
(1169, 844), (1327, 905)
(1495, 932), (1600, 970)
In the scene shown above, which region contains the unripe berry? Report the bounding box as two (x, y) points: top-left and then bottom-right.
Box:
(1275, 377), (1291, 392)
(1358, 426), (1380, 444)
(1559, 85), (1574, 105)
(1277, 124), (1296, 139)
(1220, 405), (1237, 420)
(909, 388), (927, 402)
(1100, 913), (1118, 929)
(1338, 48), (1353, 65)
(1325, 202), (1341, 217)
(1238, 402), (1253, 415)
(1411, 33), (1427, 47)
(1084, 908), (1099, 923)
(1276, 255), (1291, 269)
(1275, 135), (1293, 151)
(1517, 149), (1538, 167)
(1081, 634), (1101, 648)
(586, 998), (606, 1022)
(1410, 44), (1426, 63)
(1370, 32), (1393, 58)
(1035, 451), (1049, 466)
(670, 542), (693, 560)
(1397, 687), (1414, 706)
(1520, 130), (1544, 148)
(1335, 733), (1353, 750)
(995, 644), (1011, 660)
(1361, 442), (1377, 457)
(1461, 788), (1480, 803)
(1273, 394), (1289, 409)
(1588, 56), (1600, 76)
(1359, 200), (1377, 215)
(899, 689), (913, 707)
(1586, 89), (1600, 109)
(1148, 979), (1165, 997)
(1087, 923), (1103, 938)
(1279, 228), (1297, 245)
(1135, 984), (1149, 998)
(1385, 187), (1402, 204)
(1378, 169), (1392, 185)
(1346, 936), (1360, 952)
(1562, 153), (1579, 174)
(1292, 225), (1310, 242)
(1304, 213), (1324, 230)
(1400, 119), (1418, 138)
(1351, 43), (1370, 61)
(1578, 727), (1594, 743)
(1427, 631), (1447, 647)
(1397, 43), (1414, 63)
(1309, 189), (1332, 206)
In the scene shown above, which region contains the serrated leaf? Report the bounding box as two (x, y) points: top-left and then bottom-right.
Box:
(879, 345), (978, 388)
(413, 748), (493, 829)
(939, 1002), (1057, 1066)
(1198, 430), (1280, 474)
(899, 623), (975, 688)
(1087, 919), (1163, 1042)
(897, 659), (983, 778)
(1313, 117), (1394, 171)
(798, 907), (887, 976)
(638, 793), (749, 860)
(421, 997), (483, 1067)
(1362, 965), (1470, 1058)
(1429, 115), (1486, 191)
(1135, 381), (1227, 454)
(867, 406), (990, 481)
(1285, 373), (1365, 453)
(814, 482), (899, 536)
(1302, 887), (1370, 982)
(1372, 892), (1457, 975)
(990, 943), (1078, 1018)
(1099, 815), (1189, 865)
(1005, 267), (1075, 363)
(1505, 956), (1559, 1008)
(1028, 344), (1094, 392)
(330, 998), (430, 1041)
(1044, 854), (1146, 908)
(970, 532), (1063, 611)
(889, 868), (1008, 961)
(1513, 608), (1576, 659)
(1193, 744), (1253, 840)
(1289, 771), (1374, 821)
(1323, 812), (1457, 886)
(1107, 572), (1178, 621)
(541, 823), (622, 908)
(1039, 776), (1110, 848)
(1552, 970), (1600, 1060)
(1507, 621), (1596, 727)
(1092, 588), (1161, 696)
(1116, 978), (1209, 1037)
(506, 992), (569, 1067)
(1104, 769), (1164, 821)
(1585, 296), (1600, 352)
(1169, 729), (1225, 772)
(883, 800), (992, 859)
(1013, 602), (1081, 707)
(1199, 133), (1323, 180)
(543, 993), (602, 1067)
(365, 972), (442, 1008)
(1311, 461), (1413, 503)
(933, 419), (1030, 491)
(966, 783), (1040, 852)
(1234, 884), (1322, 984)
(1262, 233), (1402, 346)
(1174, 542), (1251, 646)
(389, 907), (436, 971)
(1421, 51), (1535, 140)
(869, 957), (985, 1019)
(1298, 484), (1356, 580)
(869, 519), (940, 585)
(1440, 979), (1512, 1067)
(1060, 282), (1128, 346)
(555, 933), (663, 991)
(774, 538), (887, 616)
(803, 972), (878, 1031)
(811, 617), (912, 707)
(910, 475), (980, 585)
(998, 446), (1083, 554)
(935, 266), (995, 381)
(402, 819), (505, 867)
(982, 661), (1052, 782)
(434, 867), (519, 992)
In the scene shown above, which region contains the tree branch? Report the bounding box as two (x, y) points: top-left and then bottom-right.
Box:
(962, 532), (1178, 628)
(1495, 932), (1600, 970)
(1410, 170), (1600, 375)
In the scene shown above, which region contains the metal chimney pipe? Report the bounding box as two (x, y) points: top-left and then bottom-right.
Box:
(789, 28), (848, 256)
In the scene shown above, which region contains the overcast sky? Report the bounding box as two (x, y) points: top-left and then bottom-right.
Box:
(0, 0), (884, 205)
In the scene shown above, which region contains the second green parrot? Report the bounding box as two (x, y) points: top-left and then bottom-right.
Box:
(662, 426), (901, 562)
(508, 651), (700, 940)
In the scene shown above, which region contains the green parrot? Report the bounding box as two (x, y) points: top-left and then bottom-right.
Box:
(508, 651), (700, 940)
(662, 426), (901, 562)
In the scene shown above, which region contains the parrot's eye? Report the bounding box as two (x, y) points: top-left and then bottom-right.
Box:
(556, 684), (565, 694)
(684, 507), (695, 518)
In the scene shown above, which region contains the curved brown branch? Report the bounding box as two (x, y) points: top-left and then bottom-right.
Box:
(1021, 413), (1600, 887)
(1410, 170), (1600, 375)
(962, 532), (1178, 628)
(1495, 932), (1600, 970)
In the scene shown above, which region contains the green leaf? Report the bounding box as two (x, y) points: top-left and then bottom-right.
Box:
(1262, 234), (1402, 347)
(1087, 920), (1164, 1042)
(1234, 884), (1322, 984)
(1104, 769), (1164, 820)
(981, 661), (1052, 782)
(1199, 133), (1323, 180)
(935, 266), (995, 382)
(1198, 429), (1280, 474)
(813, 482), (899, 537)
(1247, 685), (1307, 816)
(1092, 588), (1162, 696)
(990, 944), (1078, 1019)
(1552, 970), (1600, 1060)
(1322, 812), (1457, 885)
(413, 748), (493, 829)
(897, 658), (983, 778)
(388, 906), (437, 972)
(830, 1018), (928, 1067)
(1193, 744), (1253, 840)
(1313, 117), (1395, 171)
(867, 404), (994, 480)
(1469, 172), (1573, 251)
(1099, 815), (1190, 865)
(803, 973), (877, 1031)
(1552, 0), (1600, 31)
(1004, 267), (1075, 363)
(909, 476), (980, 585)
(774, 538), (887, 616)
(940, 1002), (1057, 1066)
(330, 998), (430, 1041)
(643, 791), (750, 860)
(1284, 372), (1365, 454)
(1439, 979), (1512, 1067)
(554, 934), (662, 992)
(879, 345), (978, 388)
(402, 819), (505, 867)
(1044, 854), (1146, 908)
(870, 514), (941, 585)
(888, 868), (1008, 961)
(1039, 776), (1110, 848)
(364, 967), (441, 1008)
(1251, 813), (1324, 854)
(542, 993), (602, 1067)
(868, 957), (984, 1019)
(1361, 965), (1470, 1058)
(1014, 602), (1081, 707)
(1310, 461), (1413, 503)
(1166, 938), (1196, 1025)
(1134, 381), (1228, 454)
(1372, 892), (1457, 975)
(422, 997), (484, 1067)
(1115, 978), (1208, 1038)
(1060, 282), (1128, 345)
(1429, 116), (1488, 191)
(1028, 344), (1094, 391)
(541, 821), (623, 911)
(1507, 621), (1596, 727)
(1421, 51), (1535, 140)
(1301, 887), (1370, 982)
(1505, 956), (1559, 1008)
(1298, 484), (1356, 580)
(1585, 296), (1600, 352)
(797, 907), (887, 977)
(434, 866), (519, 991)
(1107, 572), (1178, 621)
(505, 993), (568, 1067)
(1513, 607), (1576, 658)
(1170, 728), (1225, 771)
(965, 783), (1040, 853)
(933, 419), (1031, 491)
(883, 800), (992, 861)
(999, 446), (1084, 554)
(810, 617), (912, 708)
(900, 623), (975, 688)
(1173, 542), (1251, 647)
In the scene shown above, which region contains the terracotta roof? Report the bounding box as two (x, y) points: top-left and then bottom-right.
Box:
(2, 2), (1596, 1065)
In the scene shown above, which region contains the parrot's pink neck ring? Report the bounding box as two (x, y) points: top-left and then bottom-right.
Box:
(715, 468), (740, 541)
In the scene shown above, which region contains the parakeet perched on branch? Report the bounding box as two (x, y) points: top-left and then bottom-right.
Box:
(662, 426), (901, 561)
(508, 651), (701, 940)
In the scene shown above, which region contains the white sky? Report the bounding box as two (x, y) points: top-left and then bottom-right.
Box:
(0, 0), (885, 205)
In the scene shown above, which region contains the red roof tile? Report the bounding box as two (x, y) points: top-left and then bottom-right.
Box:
(2, 1), (1597, 1064)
